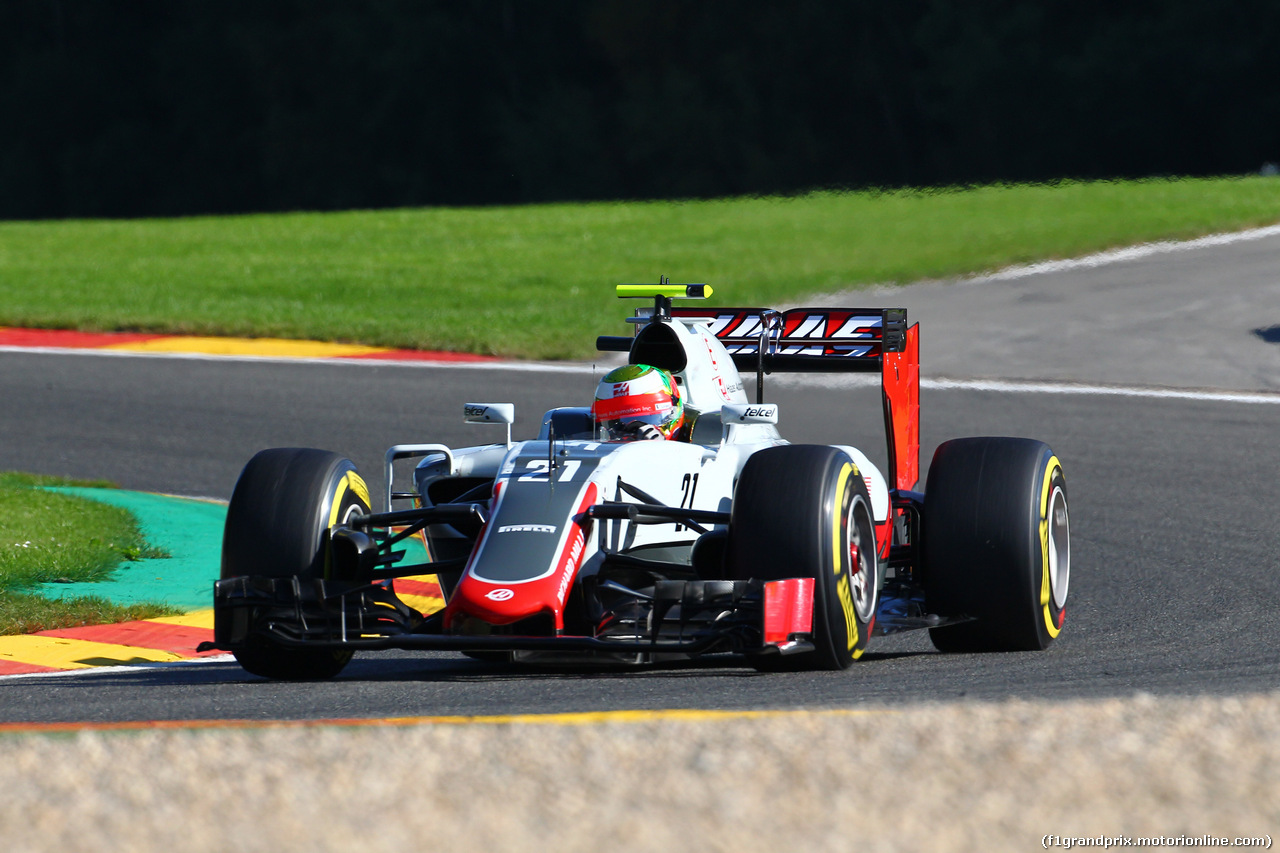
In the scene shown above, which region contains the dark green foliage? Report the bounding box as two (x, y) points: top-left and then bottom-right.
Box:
(2, 1), (1278, 219)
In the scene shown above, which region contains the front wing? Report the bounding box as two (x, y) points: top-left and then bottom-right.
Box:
(201, 574), (818, 660)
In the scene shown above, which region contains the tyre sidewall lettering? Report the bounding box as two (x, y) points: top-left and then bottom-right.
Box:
(835, 573), (858, 655)
(328, 470), (371, 528)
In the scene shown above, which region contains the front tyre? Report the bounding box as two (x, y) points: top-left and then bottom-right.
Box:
(726, 445), (878, 670)
(219, 447), (372, 679)
(923, 437), (1070, 652)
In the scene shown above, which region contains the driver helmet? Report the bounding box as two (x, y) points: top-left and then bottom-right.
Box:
(591, 364), (685, 440)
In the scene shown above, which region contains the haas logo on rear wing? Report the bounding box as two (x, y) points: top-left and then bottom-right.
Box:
(671, 307), (907, 373)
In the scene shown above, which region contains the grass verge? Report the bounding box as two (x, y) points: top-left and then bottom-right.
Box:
(2, 177), (1279, 360)
(0, 473), (179, 635)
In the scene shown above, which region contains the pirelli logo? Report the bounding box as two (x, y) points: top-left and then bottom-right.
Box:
(497, 524), (557, 534)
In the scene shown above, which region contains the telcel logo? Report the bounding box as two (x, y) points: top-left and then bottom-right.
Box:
(465, 405), (489, 418)
(485, 588), (515, 602)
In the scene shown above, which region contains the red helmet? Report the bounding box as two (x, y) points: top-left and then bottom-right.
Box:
(590, 364), (685, 440)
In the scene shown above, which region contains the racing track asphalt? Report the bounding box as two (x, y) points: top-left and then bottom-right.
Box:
(1, 227), (1279, 722)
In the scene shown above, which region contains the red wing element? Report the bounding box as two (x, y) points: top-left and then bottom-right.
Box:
(762, 578), (815, 645)
(881, 322), (920, 491)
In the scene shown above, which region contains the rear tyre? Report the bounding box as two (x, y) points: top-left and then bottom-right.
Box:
(219, 447), (372, 679)
(923, 437), (1069, 652)
(726, 445), (878, 670)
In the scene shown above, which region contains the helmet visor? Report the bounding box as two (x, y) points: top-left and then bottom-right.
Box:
(599, 411), (676, 440)
(604, 410), (672, 429)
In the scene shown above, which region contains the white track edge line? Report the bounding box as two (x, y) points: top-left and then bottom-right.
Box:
(921, 377), (1280, 404)
(8, 344), (1279, 403)
(0, 654), (236, 682)
(968, 222), (1280, 283)
(772, 372), (1280, 403)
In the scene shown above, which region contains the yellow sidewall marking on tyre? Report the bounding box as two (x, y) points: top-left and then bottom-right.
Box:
(329, 478), (348, 528)
(831, 463), (860, 653)
(328, 471), (371, 528)
(346, 471), (371, 510)
(1039, 455), (1062, 639)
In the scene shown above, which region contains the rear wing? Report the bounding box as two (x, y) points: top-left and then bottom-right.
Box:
(598, 286), (920, 491)
(670, 306), (919, 491)
(670, 306), (906, 372)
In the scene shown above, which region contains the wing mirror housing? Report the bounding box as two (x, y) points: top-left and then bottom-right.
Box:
(464, 402), (515, 448)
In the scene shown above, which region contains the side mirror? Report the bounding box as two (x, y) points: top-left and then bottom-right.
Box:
(464, 402), (515, 447)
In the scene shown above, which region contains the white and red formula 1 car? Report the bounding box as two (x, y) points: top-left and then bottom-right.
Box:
(204, 282), (1070, 678)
